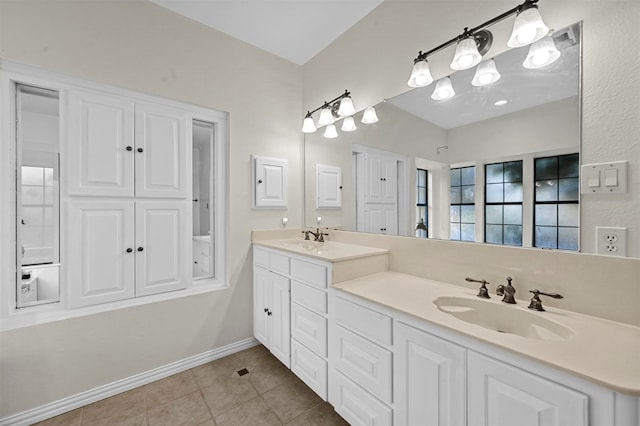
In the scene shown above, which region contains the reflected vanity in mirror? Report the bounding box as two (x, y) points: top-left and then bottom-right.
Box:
(305, 22), (581, 251)
(192, 120), (214, 279)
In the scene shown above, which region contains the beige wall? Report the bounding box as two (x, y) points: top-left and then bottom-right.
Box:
(303, 0), (640, 257)
(0, 0), (302, 416)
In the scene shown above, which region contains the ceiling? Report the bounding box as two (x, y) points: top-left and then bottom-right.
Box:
(148, 0), (384, 65)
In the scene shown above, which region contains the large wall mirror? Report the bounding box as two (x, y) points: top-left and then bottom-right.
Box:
(305, 22), (583, 251)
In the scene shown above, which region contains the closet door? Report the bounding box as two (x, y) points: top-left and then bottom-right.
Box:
(134, 103), (188, 198)
(67, 90), (135, 197)
(135, 201), (187, 296)
(67, 201), (135, 308)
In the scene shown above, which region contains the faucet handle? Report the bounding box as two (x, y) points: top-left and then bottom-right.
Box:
(301, 230), (311, 240)
(466, 277), (490, 299)
(528, 289), (563, 311)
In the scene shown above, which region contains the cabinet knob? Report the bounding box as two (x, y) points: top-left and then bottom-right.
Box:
(267, 311), (272, 316)
(126, 146), (133, 151)
(264, 308), (268, 313)
(258, 179), (263, 184)
(137, 147), (143, 153)
(126, 248), (133, 253)
(193, 199), (199, 202)
(137, 247), (144, 252)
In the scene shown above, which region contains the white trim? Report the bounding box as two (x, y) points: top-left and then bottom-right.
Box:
(0, 337), (260, 426)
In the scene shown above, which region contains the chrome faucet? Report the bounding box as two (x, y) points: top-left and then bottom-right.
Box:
(528, 289), (564, 312)
(301, 230), (312, 240)
(496, 277), (516, 304)
(466, 277), (491, 299)
(303, 228), (329, 242)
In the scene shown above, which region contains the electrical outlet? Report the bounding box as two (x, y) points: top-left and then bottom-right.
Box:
(596, 226), (627, 257)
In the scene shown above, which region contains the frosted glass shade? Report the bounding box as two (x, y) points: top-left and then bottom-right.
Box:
(341, 116), (357, 132)
(318, 107), (334, 126)
(450, 37), (482, 70)
(523, 36), (561, 69)
(323, 124), (338, 138)
(361, 106), (379, 124)
(407, 59), (434, 88)
(337, 96), (356, 116)
(431, 77), (455, 100)
(507, 6), (549, 47)
(301, 116), (317, 133)
(471, 59), (501, 86)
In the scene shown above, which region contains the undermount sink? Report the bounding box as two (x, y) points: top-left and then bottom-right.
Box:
(434, 296), (574, 341)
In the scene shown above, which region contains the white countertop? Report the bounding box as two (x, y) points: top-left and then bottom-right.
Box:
(253, 239), (388, 262)
(333, 271), (640, 396)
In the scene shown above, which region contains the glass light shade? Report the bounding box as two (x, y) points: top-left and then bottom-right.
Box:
(507, 6), (550, 47)
(341, 116), (357, 132)
(431, 77), (455, 100)
(450, 37), (482, 71)
(301, 116), (317, 133)
(337, 96), (356, 117)
(361, 106), (379, 124)
(523, 36), (561, 69)
(471, 59), (501, 86)
(323, 124), (338, 138)
(407, 59), (434, 88)
(317, 107), (334, 126)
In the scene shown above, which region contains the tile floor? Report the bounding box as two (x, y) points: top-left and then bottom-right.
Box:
(35, 344), (349, 426)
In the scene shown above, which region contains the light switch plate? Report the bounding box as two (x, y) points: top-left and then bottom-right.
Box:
(581, 161), (628, 194)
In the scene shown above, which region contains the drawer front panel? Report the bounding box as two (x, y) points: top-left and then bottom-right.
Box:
(291, 302), (327, 356)
(269, 251), (290, 275)
(334, 296), (392, 346)
(331, 371), (393, 426)
(291, 258), (327, 288)
(253, 247), (269, 268)
(291, 280), (327, 313)
(335, 324), (393, 403)
(291, 339), (327, 400)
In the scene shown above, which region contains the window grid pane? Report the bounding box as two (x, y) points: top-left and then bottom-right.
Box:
(484, 161), (522, 246)
(450, 166), (475, 242)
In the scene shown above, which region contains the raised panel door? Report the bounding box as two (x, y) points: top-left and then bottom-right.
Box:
(253, 266), (269, 346)
(67, 90), (134, 197)
(316, 164), (342, 208)
(395, 322), (466, 426)
(135, 201), (187, 296)
(67, 201), (135, 307)
(268, 272), (291, 368)
(135, 103), (187, 198)
(364, 155), (383, 203)
(380, 158), (398, 203)
(253, 156), (288, 208)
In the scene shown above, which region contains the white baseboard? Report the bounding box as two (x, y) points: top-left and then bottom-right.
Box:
(0, 337), (260, 426)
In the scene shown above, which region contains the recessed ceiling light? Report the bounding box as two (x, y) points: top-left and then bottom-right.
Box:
(494, 100), (508, 106)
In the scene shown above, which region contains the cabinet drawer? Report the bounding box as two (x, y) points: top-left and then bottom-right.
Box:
(334, 324), (392, 404)
(331, 371), (392, 426)
(291, 280), (327, 313)
(269, 252), (290, 275)
(291, 258), (327, 288)
(334, 296), (392, 346)
(291, 339), (327, 400)
(291, 302), (327, 356)
(253, 247), (269, 268)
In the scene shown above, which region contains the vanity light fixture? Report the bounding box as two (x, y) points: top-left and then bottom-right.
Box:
(317, 104), (335, 126)
(324, 124), (339, 138)
(406, 0), (549, 87)
(472, 59), (501, 86)
(431, 77), (455, 101)
(302, 90), (377, 138)
(301, 112), (317, 133)
(361, 106), (379, 124)
(523, 33), (561, 69)
(341, 116), (358, 132)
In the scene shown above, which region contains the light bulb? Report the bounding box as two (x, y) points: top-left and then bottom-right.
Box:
(301, 116), (317, 133)
(471, 59), (501, 87)
(523, 35), (561, 69)
(361, 106), (379, 124)
(450, 37), (482, 71)
(407, 59), (434, 88)
(341, 116), (357, 132)
(323, 124), (338, 139)
(317, 106), (334, 126)
(337, 96), (356, 117)
(507, 6), (550, 47)
(431, 77), (455, 101)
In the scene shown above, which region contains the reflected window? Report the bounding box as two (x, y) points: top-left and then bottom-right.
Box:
(415, 168), (428, 238)
(450, 166), (475, 241)
(534, 154), (579, 250)
(485, 161), (523, 246)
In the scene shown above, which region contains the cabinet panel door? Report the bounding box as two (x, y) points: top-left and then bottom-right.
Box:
(253, 156), (288, 208)
(135, 201), (187, 296)
(67, 90), (134, 197)
(316, 164), (342, 208)
(468, 352), (588, 426)
(67, 201), (135, 307)
(291, 302), (327, 357)
(364, 155), (383, 203)
(364, 204), (398, 235)
(253, 266), (269, 346)
(291, 339), (328, 400)
(395, 322), (466, 426)
(135, 104), (187, 198)
(331, 371), (392, 426)
(380, 158), (398, 203)
(268, 273), (291, 368)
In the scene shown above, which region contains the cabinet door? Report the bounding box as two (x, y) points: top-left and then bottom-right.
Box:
(364, 155), (397, 204)
(468, 352), (588, 426)
(253, 156), (288, 208)
(316, 164), (342, 208)
(135, 201), (187, 296)
(67, 201), (135, 308)
(268, 272), (291, 368)
(364, 204), (397, 235)
(67, 90), (135, 197)
(380, 158), (398, 203)
(253, 266), (269, 346)
(135, 103), (188, 198)
(395, 322), (466, 426)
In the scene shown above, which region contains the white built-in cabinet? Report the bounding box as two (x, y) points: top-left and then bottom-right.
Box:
(66, 89), (189, 308)
(364, 155), (397, 204)
(316, 164), (342, 209)
(364, 204), (398, 235)
(252, 155), (288, 208)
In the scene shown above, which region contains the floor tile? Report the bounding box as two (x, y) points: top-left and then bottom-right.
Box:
(33, 408), (82, 426)
(213, 397), (280, 426)
(201, 375), (259, 416)
(285, 402), (349, 426)
(144, 370), (199, 408)
(197, 420), (216, 426)
(248, 356), (292, 394)
(82, 388), (146, 426)
(192, 355), (250, 389)
(147, 391), (211, 426)
(262, 375), (323, 423)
